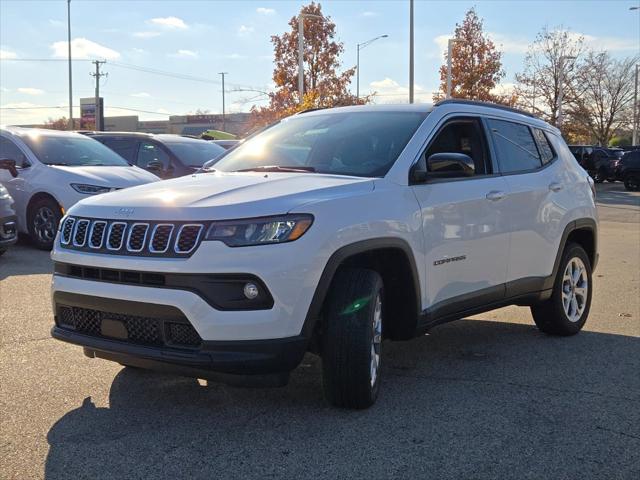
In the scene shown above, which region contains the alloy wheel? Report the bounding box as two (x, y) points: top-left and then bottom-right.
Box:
(561, 257), (588, 322)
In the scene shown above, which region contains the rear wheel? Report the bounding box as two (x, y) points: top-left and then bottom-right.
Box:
(27, 196), (62, 250)
(593, 168), (606, 183)
(321, 268), (383, 409)
(531, 243), (592, 336)
(624, 173), (640, 192)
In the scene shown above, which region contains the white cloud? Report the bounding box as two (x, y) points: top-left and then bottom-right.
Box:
(131, 92), (151, 98)
(50, 38), (120, 60)
(225, 53), (247, 59)
(256, 7), (275, 15)
(580, 33), (638, 52)
(238, 25), (254, 36)
(48, 19), (64, 27)
(17, 88), (45, 96)
(369, 77), (435, 103)
(157, 108), (170, 114)
(133, 31), (161, 38)
(149, 16), (188, 29)
(170, 49), (198, 58)
(362, 11), (378, 17)
(131, 48), (147, 54)
(486, 32), (529, 54)
(0, 49), (17, 60)
(1, 87), (10, 93)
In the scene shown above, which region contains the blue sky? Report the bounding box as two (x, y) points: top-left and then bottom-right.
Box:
(1, 0), (638, 125)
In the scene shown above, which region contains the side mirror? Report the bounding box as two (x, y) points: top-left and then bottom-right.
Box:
(0, 158), (18, 178)
(146, 160), (163, 172)
(427, 152), (475, 177)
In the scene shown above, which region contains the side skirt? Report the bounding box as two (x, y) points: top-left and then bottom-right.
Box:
(416, 277), (552, 334)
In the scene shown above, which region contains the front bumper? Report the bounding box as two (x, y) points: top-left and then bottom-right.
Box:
(52, 292), (308, 376)
(0, 214), (18, 248)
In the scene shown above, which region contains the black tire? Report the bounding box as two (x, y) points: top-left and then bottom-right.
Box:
(531, 243), (592, 336)
(593, 168), (606, 183)
(321, 268), (384, 409)
(624, 173), (640, 192)
(27, 196), (62, 250)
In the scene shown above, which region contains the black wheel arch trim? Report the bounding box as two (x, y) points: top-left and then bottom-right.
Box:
(544, 217), (598, 291)
(300, 237), (422, 339)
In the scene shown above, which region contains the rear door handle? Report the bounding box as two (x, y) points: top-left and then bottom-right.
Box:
(549, 182), (563, 192)
(486, 190), (506, 201)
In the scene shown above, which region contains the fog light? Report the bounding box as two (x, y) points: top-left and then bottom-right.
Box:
(243, 282), (259, 300)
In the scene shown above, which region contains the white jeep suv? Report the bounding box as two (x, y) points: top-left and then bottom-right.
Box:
(50, 101), (598, 409)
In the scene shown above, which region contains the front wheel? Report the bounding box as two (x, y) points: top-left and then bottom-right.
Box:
(321, 268), (384, 409)
(27, 196), (62, 250)
(531, 243), (592, 335)
(593, 168), (606, 183)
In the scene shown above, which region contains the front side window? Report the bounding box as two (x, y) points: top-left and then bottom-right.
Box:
(137, 141), (170, 169)
(423, 118), (490, 176)
(19, 133), (130, 167)
(487, 119), (542, 173)
(212, 111), (428, 178)
(0, 137), (29, 167)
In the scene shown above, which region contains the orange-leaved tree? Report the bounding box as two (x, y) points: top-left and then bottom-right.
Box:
(249, 2), (364, 129)
(434, 8), (505, 103)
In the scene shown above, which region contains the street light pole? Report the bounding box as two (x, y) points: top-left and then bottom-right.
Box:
(219, 72), (228, 132)
(633, 64), (639, 146)
(557, 55), (576, 130)
(356, 35), (388, 99)
(446, 38), (460, 99)
(67, 0), (73, 130)
(297, 13), (324, 103)
(409, 0), (414, 104)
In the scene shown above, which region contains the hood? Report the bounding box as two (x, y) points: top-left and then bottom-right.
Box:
(70, 171), (374, 221)
(49, 165), (160, 188)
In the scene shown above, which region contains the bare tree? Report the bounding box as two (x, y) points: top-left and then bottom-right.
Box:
(567, 52), (638, 146)
(515, 27), (585, 126)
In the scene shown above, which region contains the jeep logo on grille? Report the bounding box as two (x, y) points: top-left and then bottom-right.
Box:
(114, 207), (135, 217)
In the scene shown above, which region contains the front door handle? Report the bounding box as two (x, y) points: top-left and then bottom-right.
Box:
(549, 182), (563, 192)
(486, 190), (506, 201)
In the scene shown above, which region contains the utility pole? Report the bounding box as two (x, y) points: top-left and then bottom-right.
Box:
(90, 60), (107, 131)
(219, 72), (228, 132)
(409, 0), (414, 103)
(633, 64), (639, 146)
(67, 0), (73, 130)
(356, 35), (388, 100)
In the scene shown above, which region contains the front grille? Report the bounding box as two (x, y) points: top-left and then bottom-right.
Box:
(73, 219), (90, 247)
(57, 305), (202, 348)
(59, 217), (207, 257)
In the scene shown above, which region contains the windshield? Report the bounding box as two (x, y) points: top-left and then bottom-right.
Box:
(20, 133), (130, 166)
(164, 140), (226, 167)
(212, 111), (428, 177)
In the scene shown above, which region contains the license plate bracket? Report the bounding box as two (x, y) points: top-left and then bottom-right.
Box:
(101, 318), (128, 340)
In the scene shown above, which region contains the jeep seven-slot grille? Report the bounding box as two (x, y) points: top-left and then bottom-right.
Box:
(56, 305), (202, 348)
(59, 217), (205, 257)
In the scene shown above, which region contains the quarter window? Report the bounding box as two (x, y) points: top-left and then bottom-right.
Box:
(137, 141), (170, 169)
(0, 137), (29, 167)
(102, 138), (139, 163)
(487, 119), (542, 173)
(532, 128), (554, 164)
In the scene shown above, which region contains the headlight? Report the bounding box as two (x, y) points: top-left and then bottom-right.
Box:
(205, 214), (313, 247)
(70, 183), (112, 195)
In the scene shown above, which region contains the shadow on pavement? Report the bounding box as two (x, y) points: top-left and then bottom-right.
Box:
(45, 319), (640, 479)
(0, 239), (52, 281)
(595, 183), (640, 208)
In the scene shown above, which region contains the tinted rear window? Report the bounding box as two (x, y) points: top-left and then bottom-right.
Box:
(487, 119), (542, 173)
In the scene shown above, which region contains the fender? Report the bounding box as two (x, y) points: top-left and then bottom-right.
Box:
(300, 237), (422, 339)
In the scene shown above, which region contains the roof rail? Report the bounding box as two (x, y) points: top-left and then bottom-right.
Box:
(435, 99), (536, 118)
(295, 107), (328, 115)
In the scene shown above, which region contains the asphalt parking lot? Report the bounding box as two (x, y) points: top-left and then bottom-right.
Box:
(1, 182), (638, 480)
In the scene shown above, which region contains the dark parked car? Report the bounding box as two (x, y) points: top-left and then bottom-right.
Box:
(0, 183), (17, 256)
(212, 139), (241, 150)
(568, 145), (622, 183)
(617, 150), (640, 191)
(85, 132), (226, 179)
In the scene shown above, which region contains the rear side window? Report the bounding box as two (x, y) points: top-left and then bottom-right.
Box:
(0, 137), (29, 167)
(101, 138), (139, 163)
(532, 129), (554, 164)
(487, 119), (542, 173)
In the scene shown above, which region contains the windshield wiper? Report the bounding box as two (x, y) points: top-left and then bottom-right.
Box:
(235, 165), (316, 173)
